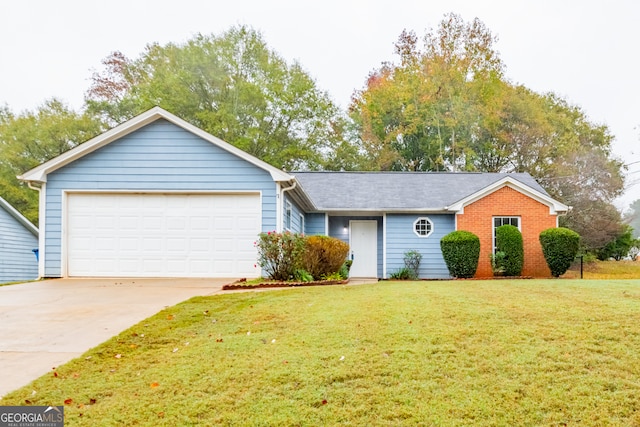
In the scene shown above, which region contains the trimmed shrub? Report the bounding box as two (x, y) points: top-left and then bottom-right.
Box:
(440, 231), (480, 278)
(302, 235), (350, 279)
(539, 227), (580, 277)
(256, 231), (306, 281)
(495, 225), (524, 276)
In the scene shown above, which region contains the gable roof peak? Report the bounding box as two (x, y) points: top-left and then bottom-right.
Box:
(18, 106), (293, 183)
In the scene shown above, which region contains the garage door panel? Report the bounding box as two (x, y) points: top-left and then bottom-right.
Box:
(66, 193), (261, 278)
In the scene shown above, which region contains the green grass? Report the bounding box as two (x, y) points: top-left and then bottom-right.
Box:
(3, 280), (640, 426)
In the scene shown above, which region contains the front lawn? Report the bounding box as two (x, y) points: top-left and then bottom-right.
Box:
(3, 280), (640, 426)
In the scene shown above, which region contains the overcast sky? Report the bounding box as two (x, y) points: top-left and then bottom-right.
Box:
(2, 0), (639, 208)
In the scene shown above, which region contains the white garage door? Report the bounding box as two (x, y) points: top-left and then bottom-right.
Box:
(66, 193), (261, 278)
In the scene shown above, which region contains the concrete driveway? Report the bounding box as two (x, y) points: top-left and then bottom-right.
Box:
(0, 277), (229, 397)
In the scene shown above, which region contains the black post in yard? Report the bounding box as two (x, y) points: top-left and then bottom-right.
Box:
(580, 255), (583, 279)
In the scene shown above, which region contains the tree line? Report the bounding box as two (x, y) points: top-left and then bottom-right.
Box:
(0, 15), (632, 257)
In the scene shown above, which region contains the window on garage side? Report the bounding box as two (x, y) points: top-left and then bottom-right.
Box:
(285, 201), (292, 230)
(493, 216), (520, 252)
(413, 217), (434, 237)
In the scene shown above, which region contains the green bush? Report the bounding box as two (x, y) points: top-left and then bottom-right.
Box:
(440, 231), (480, 278)
(338, 260), (353, 280)
(389, 267), (416, 280)
(539, 227), (581, 277)
(302, 235), (350, 279)
(256, 231), (306, 280)
(495, 225), (524, 276)
(597, 225), (636, 261)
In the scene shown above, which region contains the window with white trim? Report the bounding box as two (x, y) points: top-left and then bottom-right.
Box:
(493, 216), (520, 251)
(285, 201), (292, 230)
(299, 213), (305, 234)
(413, 217), (434, 237)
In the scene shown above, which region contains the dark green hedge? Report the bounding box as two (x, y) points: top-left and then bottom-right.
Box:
(496, 225), (524, 276)
(539, 227), (580, 277)
(440, 231), (480, 278)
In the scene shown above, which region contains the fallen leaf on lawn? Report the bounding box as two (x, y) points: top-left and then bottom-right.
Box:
(77, 403), (85, 409)
(216, 338), (223, 343)
(203, 310), (209, 315)
(150, 382), (160, 388)
(339, 356), (345, 361)
(73, 372), (80, 378)
(140, 334), (145, 337)
(167, 314), (174, 320)
(247, 331), (251, 336)
(24, 400), (32, 405)
(64, 398), (73, 405)
(271, 339), (276, 344)
(158, 412), (165, 418)
(31, 390), (36, 396)
(114, 354), (122, 359)
(184, 341), (190, 346)
(130, 344), (137, 349)
(322, 399), (328, 405)
(172, 348), (179, 353)
(53, 371), (58, 378)
(85, 356), (92, 360)
(89, 398), (97, 405)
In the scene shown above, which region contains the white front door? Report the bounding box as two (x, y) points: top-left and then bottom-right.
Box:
(349, 220), (378, 278)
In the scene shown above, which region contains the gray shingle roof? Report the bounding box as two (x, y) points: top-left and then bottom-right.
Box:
(292, 172), (548, 212)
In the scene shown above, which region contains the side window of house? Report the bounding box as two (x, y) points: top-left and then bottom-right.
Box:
(285, 201), (292, 231)
(299, 213), (305, 234)
(413, 217), (434, 237)
(493, 216), (520, 251)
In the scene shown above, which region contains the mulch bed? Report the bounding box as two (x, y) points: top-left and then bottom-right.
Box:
(222, 279), (349, 290)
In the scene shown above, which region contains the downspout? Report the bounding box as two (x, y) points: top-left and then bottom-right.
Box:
(26, 181), (44, 279)
(279, 180), (298, 232)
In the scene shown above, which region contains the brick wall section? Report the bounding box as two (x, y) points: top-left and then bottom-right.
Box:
(456, 186), (557, 278)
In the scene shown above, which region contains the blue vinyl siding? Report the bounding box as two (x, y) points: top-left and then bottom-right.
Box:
(328, 216), (383, 278)
(304, 213), (326, 235)
(43, 119), (278, 277)
(0, 207), (38, 282)
(386, 214), (455, 279)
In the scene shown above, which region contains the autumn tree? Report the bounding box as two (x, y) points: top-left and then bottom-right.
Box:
(349, 13), (626, 252)
(349, 14), (504, 171)
(86, 26), (344, 171)
(0, 99), (103, 223)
